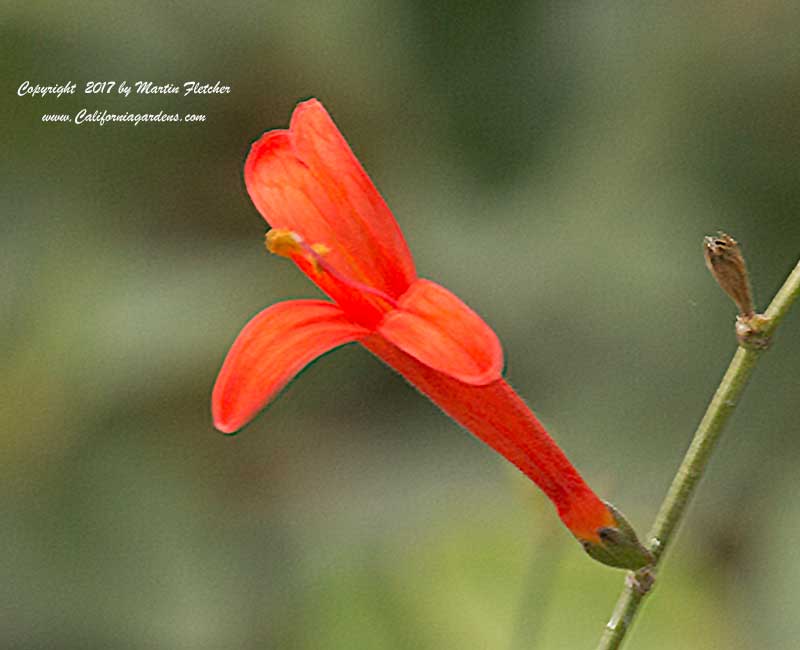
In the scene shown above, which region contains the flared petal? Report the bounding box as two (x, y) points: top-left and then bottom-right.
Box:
(244, 99), (417, 325)
(212, 300), (369, 433)
(377, 279), (503, 385)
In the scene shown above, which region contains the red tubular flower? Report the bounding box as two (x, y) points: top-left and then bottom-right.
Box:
(212, 99), (651, 570)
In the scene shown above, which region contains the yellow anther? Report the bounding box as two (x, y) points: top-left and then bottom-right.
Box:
(265, 229), (303, 258)
(265, 229), (331, 275)
(308, 243), (330, 274)
(264, 227), (398, 308)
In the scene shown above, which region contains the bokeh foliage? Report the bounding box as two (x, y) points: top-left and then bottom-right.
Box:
(3, 2), (799, 648)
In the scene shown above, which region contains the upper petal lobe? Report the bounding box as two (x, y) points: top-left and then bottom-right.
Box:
(244, 99), (417, 311)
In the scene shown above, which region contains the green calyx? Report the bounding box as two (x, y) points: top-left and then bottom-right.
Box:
(580, 502), (654, 571)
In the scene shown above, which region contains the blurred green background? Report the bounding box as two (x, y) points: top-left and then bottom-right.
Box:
(3, 2), (799, 648)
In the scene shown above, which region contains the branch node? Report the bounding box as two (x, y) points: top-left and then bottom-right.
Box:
(626, 566), (656, 596)
(735, 313), (772, 349)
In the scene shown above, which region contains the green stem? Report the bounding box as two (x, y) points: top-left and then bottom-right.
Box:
(596, 258), (800, 650)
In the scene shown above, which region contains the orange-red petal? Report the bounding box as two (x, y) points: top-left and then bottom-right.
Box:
(244, 99), (417, 324)
(361, 334), (614, 540)
(377, 279), (503, 385)
(212, 300), (369, 433)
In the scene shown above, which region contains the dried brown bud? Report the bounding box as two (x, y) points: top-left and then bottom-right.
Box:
(703, 233), (755, 317)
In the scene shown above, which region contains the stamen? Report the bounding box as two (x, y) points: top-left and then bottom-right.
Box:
(265, 229), (304, 258)
(264, 228), (399, 309)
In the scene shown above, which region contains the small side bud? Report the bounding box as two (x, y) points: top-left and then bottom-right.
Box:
(703, 232), (772, 348)
(703, 232), (754, 317)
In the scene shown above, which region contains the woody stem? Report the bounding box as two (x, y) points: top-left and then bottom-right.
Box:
(596, 257), (800, 650)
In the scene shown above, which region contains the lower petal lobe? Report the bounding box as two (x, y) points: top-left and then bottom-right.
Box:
(212, 300), (368, 433)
